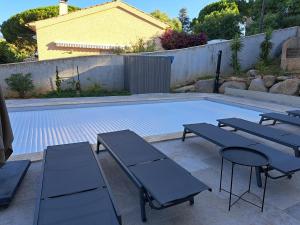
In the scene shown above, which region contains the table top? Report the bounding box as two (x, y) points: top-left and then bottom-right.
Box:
(220, 146), (269, 167)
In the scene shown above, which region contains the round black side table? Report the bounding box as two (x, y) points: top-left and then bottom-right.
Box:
(219, 146), (270, 212)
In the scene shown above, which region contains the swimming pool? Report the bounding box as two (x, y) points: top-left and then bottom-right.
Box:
(9, 99), (264, 155)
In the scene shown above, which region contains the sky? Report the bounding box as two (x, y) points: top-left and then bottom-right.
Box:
(0, 0), (217, 25)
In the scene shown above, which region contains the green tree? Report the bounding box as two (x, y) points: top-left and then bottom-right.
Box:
(150, 10), (182, 31)
(246, 0), (300, 34)
(192, 0), (242, 40)
(0, 40), (27, 64)
(178, 8), (190, 33)
(1, 5), (79, 56)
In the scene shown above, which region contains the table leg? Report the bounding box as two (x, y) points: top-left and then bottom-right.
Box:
(255, 167), (262, 187)
(229, 163), (235, 211)
(261, 171), (268, 212)
(219, 157), (224, 192)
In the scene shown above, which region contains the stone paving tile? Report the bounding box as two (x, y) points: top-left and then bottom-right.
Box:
(285, 202), (300, 221)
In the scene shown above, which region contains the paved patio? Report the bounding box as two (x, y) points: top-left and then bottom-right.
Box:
(1, 121), (300, 225)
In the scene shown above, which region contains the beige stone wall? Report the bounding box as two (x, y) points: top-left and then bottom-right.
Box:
(281, 37), (300, 71)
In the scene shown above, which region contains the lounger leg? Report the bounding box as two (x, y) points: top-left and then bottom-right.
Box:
(96, 141), (100, 154)
(259, 117), (264, 124)
(140, 190), (147, 222)
(294, 148), (300, 157)
(272, 120), (277, 125)
(255, 167), (262, 188)
(182, 129), (187, 142)
(189, 197), (194, 205)
(219, 157), (224, 192)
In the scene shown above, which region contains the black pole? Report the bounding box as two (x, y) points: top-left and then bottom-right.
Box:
(214, 50), (222, 93)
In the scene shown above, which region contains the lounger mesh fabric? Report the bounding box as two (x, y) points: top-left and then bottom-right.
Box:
(38, 189), (120, 225)
(287, 110), (300, 117)
(97, 130), (210, 221)
(0, 160), (30, 206)
(43, 143), (105, 198)
(260, 113), (300, 126)
(129, 159), (208, 205)
(35, 142), (120, 225)
(98, 130), (166, 166)
(218, 118), (300, 155)
(183, 123), (300, 175)
(183, 123), (256, 147)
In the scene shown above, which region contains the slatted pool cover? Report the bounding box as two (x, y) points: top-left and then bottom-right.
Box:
(9, 100), (261, 155)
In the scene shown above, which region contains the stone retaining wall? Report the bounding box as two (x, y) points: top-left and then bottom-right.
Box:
(0, 55), (124, 97)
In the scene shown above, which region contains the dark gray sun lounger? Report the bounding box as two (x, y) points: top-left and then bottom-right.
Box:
(287, 110), (300, 117)
(97, 130), (210, 222)
(182, 123), (300, 187)
(0, 160), (30, 206)
(217, 118), (300, 157)
(34, 142), (121, 225)
(260, 112), (300, 126)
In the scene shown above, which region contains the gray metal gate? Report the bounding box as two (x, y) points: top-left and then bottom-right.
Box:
(124, 55), (172, 94)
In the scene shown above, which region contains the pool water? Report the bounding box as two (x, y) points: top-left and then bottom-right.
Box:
(9, 100), (263, 155)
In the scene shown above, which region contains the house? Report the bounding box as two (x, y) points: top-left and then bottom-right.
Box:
(27, 0), (169, 61)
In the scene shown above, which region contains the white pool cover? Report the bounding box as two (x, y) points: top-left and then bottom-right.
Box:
(10, 100), (262, 155)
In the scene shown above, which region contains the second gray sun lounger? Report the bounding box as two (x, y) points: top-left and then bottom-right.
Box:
(97, 130), (211, 222)
(217, 118), (300, 157)
(260, 112), (300, 126)
(287, 110), (300, 117)
(34, 142), (121, 225)
(182, 123), (300, 187)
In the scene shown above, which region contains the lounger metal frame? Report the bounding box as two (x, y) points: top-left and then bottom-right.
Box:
(287, 110), (300, 117)
(97, 134), (209, 222)
(182, 125), (294, 188)
(259, 113), (300, 126)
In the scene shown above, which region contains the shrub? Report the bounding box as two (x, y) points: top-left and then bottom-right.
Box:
(260, 29), (273, 65)
(0, 40), (28, 64)
(130, 38), (156, 53)
(112, 38), (156, 54)
(160, 29), (207, 50)
(5, 73), (34, 98)
(230, 34), (243, 75)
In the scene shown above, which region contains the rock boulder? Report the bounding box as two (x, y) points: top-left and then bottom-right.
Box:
(276, 76), (289, 82)
(263, 75), (276, 88)
(194, 79), (215, 93)
(219, 81), (246, 94)
(269, 79), (300, 95)
(248, 78), (268, 92)
(173, 85), (195, 93)
(246, 69), (260, 78)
